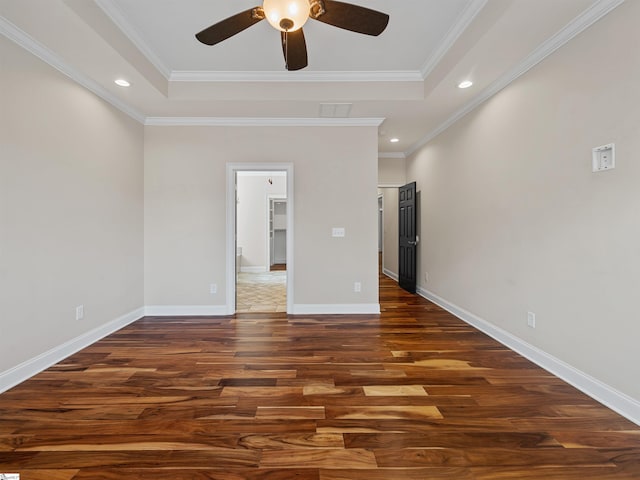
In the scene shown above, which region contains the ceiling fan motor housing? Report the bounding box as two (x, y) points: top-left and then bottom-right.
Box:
(263, 0), (311, 32)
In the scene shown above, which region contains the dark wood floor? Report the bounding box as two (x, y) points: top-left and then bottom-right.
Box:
(1, 273), (639, 479)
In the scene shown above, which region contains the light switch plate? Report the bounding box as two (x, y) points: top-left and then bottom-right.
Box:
(332, 227), (345, 237)
(527, 311), (536, 328)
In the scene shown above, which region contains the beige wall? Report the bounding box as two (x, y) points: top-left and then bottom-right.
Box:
(378, 157), (406, 186)
(237, 173), (287, 270)
(0, 37), (144, 374)
(144, 125), (379, 311)
(406, 1), (640, 401)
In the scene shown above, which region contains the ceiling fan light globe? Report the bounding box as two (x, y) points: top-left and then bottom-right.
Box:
(263, 0), (310, 32)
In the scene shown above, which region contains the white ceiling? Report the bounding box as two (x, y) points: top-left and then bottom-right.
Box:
(115, 0), (471, 72)
(0, 0), (621, 155)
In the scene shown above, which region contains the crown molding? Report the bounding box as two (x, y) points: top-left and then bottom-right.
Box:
(169, 70), (423, 83)
(0, 15), (146, 124)
(378, 152), (407, 159)
(420, 0), (488, 79)
(145, 117), (385, 127)
(95, 0), (171, 79)
(406, 0), (625, 157)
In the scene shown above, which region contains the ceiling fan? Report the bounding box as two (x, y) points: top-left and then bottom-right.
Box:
(195, 0), (389, 71)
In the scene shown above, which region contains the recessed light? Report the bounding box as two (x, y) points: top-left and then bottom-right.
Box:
(458, 80), (473, 89)
(115, 79), (130, 87)
(390, 138), (400, 143)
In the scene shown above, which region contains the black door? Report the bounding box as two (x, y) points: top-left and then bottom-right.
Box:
(398, 182), (417, 293)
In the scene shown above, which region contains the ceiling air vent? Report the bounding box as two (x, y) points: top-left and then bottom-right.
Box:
(319, 103), (353, 118)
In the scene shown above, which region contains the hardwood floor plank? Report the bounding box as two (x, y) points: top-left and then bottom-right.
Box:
(320, 467), (475, 480)
(238, 433), (344, 449)
(219, 386), (303, 398)
(12, 470), (79, 480)
(326, 405), (443, 420)
(0, 449), (261, 469)
(0, 270), (638, 477)
(462, 446), (616, 466)
(362, 385), (428, 396)
(551, 430), (640, 448)
(71, 468), (321, 480)
(373, 447), (469, 467)
(7, 434), (241, 451)
(343, 431), (561, 449)
(260, 448), (377, 468)
(256, 406), (326, 419)
(471, 466), (640, 479)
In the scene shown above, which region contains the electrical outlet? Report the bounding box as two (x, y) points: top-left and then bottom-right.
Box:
(210, 283), (217, 294)
(354, 282), (362, 293)
(527, 311), (536, 328)
(424, 272), (429, 282)
(76, 305), (84, 321)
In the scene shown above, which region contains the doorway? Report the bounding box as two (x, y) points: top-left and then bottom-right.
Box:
(226, 164), (294, 314)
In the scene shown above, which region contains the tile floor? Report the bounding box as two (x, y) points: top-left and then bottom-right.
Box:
(236, 271), (287, 312)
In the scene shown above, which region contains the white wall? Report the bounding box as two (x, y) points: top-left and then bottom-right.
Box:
(406, 1), (640, 406)
(0, 36), (144, 382)
(236, 173), (286, 271)
(144, 125), (379, 313)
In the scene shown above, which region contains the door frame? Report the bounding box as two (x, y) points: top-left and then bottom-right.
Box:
(226, 163), (294, 314)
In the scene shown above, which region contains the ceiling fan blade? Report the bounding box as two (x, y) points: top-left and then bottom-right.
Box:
(314, 0), (389, 36)
(196, 7), (264, 46)
(281, 29), (308, 71)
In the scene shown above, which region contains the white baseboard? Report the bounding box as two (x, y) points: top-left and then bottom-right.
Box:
(0, 307), (144, 394)
(147, 304), (380, 316)
(382, 268), (399, 282)
(240, 266), (268, 273)
(416, 285), (640, 426)
(144, 305), (230, 316)
(291, 304), (380, 315)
